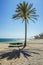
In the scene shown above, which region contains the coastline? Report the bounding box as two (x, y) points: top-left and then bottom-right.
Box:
(0, 39), (43, 50)
(0, 39), (43, 65)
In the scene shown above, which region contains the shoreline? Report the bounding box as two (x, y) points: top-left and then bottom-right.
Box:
(0, 40), (43, 65)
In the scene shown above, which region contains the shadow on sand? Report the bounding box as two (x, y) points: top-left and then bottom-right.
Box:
(0, 48), (40, 60)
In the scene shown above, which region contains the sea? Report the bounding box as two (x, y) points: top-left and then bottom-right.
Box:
(0, 38), (24, 43)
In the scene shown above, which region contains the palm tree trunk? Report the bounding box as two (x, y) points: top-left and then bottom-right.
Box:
(24, 20), (27, 48)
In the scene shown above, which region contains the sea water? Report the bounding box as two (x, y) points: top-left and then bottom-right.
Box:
(0, 38), (24, 42)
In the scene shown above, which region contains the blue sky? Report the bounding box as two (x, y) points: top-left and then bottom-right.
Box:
(0, 0), (43, 38)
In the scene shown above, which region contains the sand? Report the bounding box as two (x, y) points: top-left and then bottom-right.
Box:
(0, 39), (43, 65)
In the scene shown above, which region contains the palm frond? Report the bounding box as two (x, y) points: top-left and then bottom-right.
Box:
(30, 15), (39, 17)
(12, 1), (38, 22)
(28, 17), (35, 23)
(12, 13), (20, 19)
(22, 18), (24, 23)
(29, 15), (38, 21)
(28, 4), (33, 10)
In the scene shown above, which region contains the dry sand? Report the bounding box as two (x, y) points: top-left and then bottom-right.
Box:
(0, 39), (43, 65)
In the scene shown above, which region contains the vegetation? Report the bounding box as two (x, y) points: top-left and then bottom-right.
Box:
(34, 33), (43, 39)
(34, 35), (39, 39)
(12, 1), (38, 48)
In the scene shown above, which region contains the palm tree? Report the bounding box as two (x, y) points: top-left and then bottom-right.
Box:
(12, 1), (38, 48)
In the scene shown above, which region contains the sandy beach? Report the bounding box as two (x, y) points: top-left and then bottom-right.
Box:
(0, 39), (43, 65)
